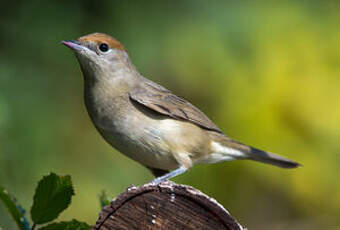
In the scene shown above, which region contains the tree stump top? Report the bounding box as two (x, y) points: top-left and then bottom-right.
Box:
(93, 181), (244, 230)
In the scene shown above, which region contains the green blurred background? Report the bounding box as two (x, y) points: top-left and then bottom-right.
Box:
(1, 0), (339, 229)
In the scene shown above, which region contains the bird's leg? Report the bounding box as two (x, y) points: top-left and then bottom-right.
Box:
(150, 166), (187, 185)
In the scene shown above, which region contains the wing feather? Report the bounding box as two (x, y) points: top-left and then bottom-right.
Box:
(129, 79), (223, 134)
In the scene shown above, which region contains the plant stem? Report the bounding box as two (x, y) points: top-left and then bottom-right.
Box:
(31, 223), (36, 230)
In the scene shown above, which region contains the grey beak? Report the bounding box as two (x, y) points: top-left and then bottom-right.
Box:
(62, 40), (84, 51)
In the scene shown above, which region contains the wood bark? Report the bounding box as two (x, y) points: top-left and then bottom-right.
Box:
(93, 181), (244, 230)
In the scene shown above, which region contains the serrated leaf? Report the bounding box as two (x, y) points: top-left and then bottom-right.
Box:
(30, 173), (75, 225)
(0, 185), (28, 230)
(38, 220), (91, 230)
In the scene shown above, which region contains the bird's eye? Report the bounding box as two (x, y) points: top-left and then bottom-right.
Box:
(99, 43), (109, 52)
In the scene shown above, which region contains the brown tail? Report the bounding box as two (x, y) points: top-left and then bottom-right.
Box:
(246, 146), (301, 168)
(220, 139), (301, 168)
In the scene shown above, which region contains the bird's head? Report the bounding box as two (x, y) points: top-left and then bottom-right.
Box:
(62, 33), (132, 81)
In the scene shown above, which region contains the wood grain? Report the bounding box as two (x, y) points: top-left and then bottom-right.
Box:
(93, 181), (244, 230)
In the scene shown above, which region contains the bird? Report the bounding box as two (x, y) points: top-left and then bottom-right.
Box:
(62, 33), (300, 184)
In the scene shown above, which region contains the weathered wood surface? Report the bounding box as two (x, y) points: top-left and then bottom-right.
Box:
(93, 181), (244, 230)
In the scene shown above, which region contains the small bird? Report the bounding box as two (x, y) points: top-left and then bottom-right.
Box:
(62, 33), (300, 184)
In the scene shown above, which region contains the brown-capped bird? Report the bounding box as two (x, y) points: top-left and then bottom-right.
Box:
(62, 33), (300, 184)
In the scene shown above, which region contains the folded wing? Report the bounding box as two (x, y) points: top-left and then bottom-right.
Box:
(129, 78), (223, 134)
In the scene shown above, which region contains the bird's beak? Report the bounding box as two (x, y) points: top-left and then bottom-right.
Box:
(61, 40), (84, 51)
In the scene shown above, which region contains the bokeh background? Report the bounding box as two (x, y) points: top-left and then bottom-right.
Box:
(1, 0), (339, 229)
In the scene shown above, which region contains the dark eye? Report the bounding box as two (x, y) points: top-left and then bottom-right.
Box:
(99, 43), (109, 52)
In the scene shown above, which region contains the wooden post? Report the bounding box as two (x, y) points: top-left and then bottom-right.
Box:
(93, 181), (245, 230)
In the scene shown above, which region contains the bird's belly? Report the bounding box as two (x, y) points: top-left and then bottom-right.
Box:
(94, 111), (180, 170)
(85, 91), (211, 170)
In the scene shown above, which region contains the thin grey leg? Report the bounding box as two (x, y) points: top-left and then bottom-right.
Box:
(150, 167), (187, 185)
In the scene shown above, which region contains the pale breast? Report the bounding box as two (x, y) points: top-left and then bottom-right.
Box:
(85, 87), (211, 170)
(85, 90), (179, 169)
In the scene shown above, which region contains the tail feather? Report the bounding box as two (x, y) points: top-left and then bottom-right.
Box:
(218, 139), (301, 168)
(247, 146), (301, 168)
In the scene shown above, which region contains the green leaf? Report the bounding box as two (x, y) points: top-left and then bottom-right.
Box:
(0, 185), (28, 230)
(98, 190), (111, 208)
(30, 173), (74, 225)
(38, 220), (91, 230)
